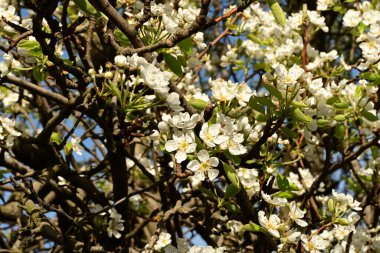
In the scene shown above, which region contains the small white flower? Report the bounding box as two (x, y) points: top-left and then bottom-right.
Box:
(343, 10), (362, 27)
(154, 232), (172, 251)
(258, 211), (281, 238)
(107, 208), (124, 239)
(193, 32), (207, 50)
(165, 130), (197, 163)
(289, 201), (308, 227)
(210, 78), (236, 102)
(70, 136), (83, 156)
(141, 63), (171, 94)
(275, 64), (304, 86)
(301, 234), (329, 253)
(114, 55), (127, 67)
(167, 93), (184, 112)
(187, 150), (219, 181)
(261, 191), (287, 207)
(199, 123), (228, 148)
(169, 112), (201, 129)
(220, 134), (247, 155)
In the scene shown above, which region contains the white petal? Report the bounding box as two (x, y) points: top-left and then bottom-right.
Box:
(175, 151), (187, 163)
(207, 169), (219, 181)
(208, 124), (221, 136)
(197, 150), (209, 162)
(186, 143), (197, 153)
(269, 214), (281, 226)
(208, 157), (219, 167)
(269, 229), (280, 238)
(258, 211), (267, 227)
(187, 160), (200, 171)
(295, 219), (308, 227)
(194, 170), (206, 181)
(275, 64), (287, 79)
(165, 140), (178, 152)
(289, 64), (304, 80)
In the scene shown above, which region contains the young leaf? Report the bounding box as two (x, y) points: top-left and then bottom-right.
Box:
(225, 184), (241, 199)
(334, 124), (345, 139)
(242, 221), (266, 233)
(334, 114), (346, 122)
(277, 173), (289, 191)
(199, 187), (217, 200)
(263, 83), (283, 101)
(72, 0), (101, 17)
(333, 102), (349, 109)
(50, 132), (62, 145)
(164, 53), (184, 77)
(293, 108), (312, 123)
(222, 162), (240, 188)
(252, 97), (275, 108)
(177, 38), (193, 56)
(249, 97), (266, 114)
(189, 98), (208, 111)
(362, 110), (378, 121)
(266, 0), (287, 27)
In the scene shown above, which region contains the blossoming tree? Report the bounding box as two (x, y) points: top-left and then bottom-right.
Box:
(0, 0), (379, 252)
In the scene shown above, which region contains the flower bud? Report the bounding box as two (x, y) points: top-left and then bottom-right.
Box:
(327, 198), (335, 214)
(114, 55), (127, 68)
(104, 71), (113, 79)
(88, 68), (96, 76)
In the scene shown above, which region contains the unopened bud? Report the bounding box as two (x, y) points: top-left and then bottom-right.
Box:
(104, 71), (113, 79)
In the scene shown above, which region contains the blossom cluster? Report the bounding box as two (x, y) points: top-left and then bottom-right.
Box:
(0, 0), (379, 252)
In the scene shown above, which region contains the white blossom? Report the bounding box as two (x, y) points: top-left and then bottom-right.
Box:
(187, 150), (219, 181)
(165, 130), (197, 163)
(258, 211), (281, 238)
(154, 232), (172, 251)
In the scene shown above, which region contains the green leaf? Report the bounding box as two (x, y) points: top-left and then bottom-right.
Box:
(277, 173), (289, 191)
(72, 0), (101, 17)
(263, 83), (283, 101)
(333, 102), (349, 109)
(282, 127), (298, 139)
(317, 119), (330, 128)
(18, 39), (40, 49)
(289, 183), (300, 191)
(275, 191), (297, 199)
(189, 98), (208, 111)
(266, 0), (287, 27)
(334, 124), (345, 139)
(249, 97), (266, 114)
(358, 22), (367, 34)
(18, 39), (42, 57)
(242, 221), (266, 233)
(326, 96), (340, 105)
(199, 187), (217, 200)
(163, 53), (184, 77)
(224, 151), (241, 165)
(362, 110), (378, 121)
(291, 100), (308, 108)
(247, 34), (263, 45)
(334, 114), (346, 122)
(360, 72), (380, 81)
(114, 29), (131, 46)
(256, 113), (267, 122)
(355, 86), (364, 99)
(32, 67), (47, 82)
(222, 162), (240, 188)
(177, 38), (193, 56)
(225, 184), (241, 199)
(223, 201), (239, 213)
(251, 96), (275, 108)
(293, 108), (312, 123)
(50, 132), (62, 145)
